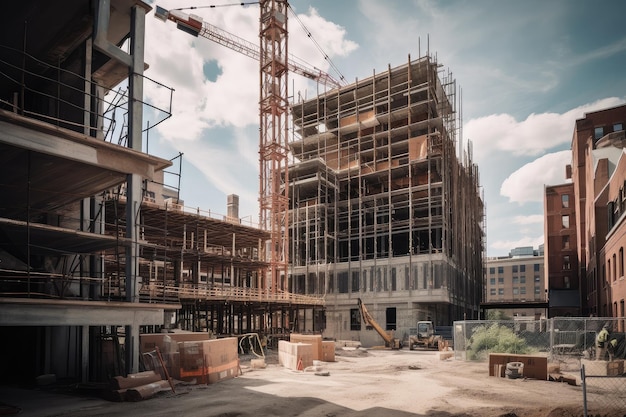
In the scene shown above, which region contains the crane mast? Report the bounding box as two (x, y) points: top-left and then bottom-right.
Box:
(157, 2), (327, 294)
(259, 0), (289, 294)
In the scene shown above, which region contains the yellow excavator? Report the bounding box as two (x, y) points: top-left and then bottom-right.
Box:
(357, 298), (402, 349)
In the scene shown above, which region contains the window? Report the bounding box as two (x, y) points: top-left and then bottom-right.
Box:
(512, 265), (518, 273)
(535, 286), (541, 294)
(498, 277), (504, 284)
(498, 266), (504, 274)
(489, 267), (495, 274)
(563, 255), (571, 270)
(562, 235), (570, 249)
(619, 247), (624, 277)
(520, 276), (526, 284)
(561, 194), (569, 208)
(562, 215), (569, 228)
(520, 265), (526, 273)
(608, 259), (612, 282)
(498, 288), (504, 295)
(490, 288), (496, 295)
(594, 126), (604, 140)
(614, 123), (623, 132)
(350, 308), (361, 330)
(534, 275), (541, 282)
(351, 271), (359, 292)
(614, 254), (617, 282)
(490, 278), (496, 285)
(513, 288), (519, 295)
(512, 276), (519, 284)
(564, 276), (570, 289)
(534, 264), (540, 272)
(520, 287), (527, 295)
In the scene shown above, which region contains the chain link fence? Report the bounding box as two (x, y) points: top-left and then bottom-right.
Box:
(453, 317), (626, 416)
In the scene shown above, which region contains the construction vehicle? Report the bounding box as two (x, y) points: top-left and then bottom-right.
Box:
(357, 298), (402, 349)
(408, 321), (447, 350)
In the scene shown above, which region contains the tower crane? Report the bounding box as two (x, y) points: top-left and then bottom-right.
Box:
(155, 2), (341, 296)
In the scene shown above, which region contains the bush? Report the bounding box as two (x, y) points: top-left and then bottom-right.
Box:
(467, 323), (531, 360)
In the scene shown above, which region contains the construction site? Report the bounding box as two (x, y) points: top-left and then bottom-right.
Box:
(0, 0), (484, 402)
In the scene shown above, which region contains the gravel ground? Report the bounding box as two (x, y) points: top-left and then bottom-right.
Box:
(0, 348), (623, 417)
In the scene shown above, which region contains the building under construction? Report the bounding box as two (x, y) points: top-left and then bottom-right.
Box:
(0, 0), (323, 385)
(288, 55), (484, 345)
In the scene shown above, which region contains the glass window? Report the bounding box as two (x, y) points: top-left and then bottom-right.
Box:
(498, 288), (504, 295)
(534, 275), (541, 282)
(614, 123), (623, 132)
(594, 126), (604, 140)
(534, 263), (540, 272)
(562, 194), (569, 208)
(498, 277), (504, 284)
(489, 267), (495, 274)
(562, 235), (570, 249)
(350, 308), (361, 330)
(490, 288), (496, 295)
(512, 265), (518, 273)
(564, 276), (570, 289)
(520, 276), (526, 284)
(534, 286), (541, 294)
(562, 215), (569, 228)
(520, 287), (526, 295)
(490, 278), (496, 285)
(563, 256), (571, 270)
(512, 276), (519, 284)
(513, 288), (519, 295)
(498, 266), (504, 274)
(520, 265), (526, 272)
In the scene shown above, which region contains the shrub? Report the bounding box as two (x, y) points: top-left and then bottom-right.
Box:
(467, 323), (531, 360)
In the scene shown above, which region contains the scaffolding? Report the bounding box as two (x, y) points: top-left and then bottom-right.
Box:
(288, 53), (484, 341)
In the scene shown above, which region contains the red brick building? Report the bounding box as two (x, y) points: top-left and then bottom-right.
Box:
(548, 104), (626, 320)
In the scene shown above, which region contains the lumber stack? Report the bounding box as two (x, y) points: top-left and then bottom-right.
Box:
(105, 370), (171, 402)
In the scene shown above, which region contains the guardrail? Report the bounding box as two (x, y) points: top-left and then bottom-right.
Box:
(140, 282), (325, 306)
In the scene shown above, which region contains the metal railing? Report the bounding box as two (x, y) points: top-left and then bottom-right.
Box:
(140, 282), (326, 306)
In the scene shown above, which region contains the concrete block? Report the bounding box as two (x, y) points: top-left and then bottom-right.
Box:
(278, 340), (313, 371)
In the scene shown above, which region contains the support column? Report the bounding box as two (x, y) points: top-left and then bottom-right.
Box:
(81, 325), (89, 383)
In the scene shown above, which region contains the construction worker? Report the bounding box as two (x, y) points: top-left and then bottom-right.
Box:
(607, 338), (619, 362)
(596, 323), (610, 360)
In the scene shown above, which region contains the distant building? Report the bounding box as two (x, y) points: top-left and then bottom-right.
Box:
(484, 247), (546, 319)
(544, 183), (580, 316)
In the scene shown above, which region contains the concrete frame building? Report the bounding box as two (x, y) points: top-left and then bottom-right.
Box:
(483, 247), (546, 319)
(0, 0), (323, 385)
(288, 55), (484, 345)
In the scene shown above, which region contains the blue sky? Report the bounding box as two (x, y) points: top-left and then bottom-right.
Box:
(141, 0), (626, 257)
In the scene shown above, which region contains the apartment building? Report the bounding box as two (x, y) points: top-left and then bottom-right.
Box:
(544, 183), (580, 316)
(484, 247), (546, 319)
(288, 55), (484, 345)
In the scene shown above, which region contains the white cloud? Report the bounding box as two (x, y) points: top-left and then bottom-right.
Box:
(500, 151), (572, 204)
(513, 215), (544, 225)
(466, 97), (626, 162)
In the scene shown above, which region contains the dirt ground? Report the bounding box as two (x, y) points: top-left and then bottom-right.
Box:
(0, 347), (624, 417)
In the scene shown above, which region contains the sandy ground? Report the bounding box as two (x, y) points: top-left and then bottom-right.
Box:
(0, 348), (623, 417)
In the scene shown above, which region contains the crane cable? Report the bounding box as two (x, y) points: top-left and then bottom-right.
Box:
(171, 2), (259, 11)
(286, 3), (346, 85)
